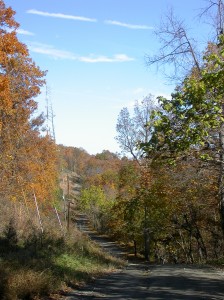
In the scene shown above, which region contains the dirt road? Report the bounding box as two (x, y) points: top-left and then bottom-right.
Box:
(66, 214), (224, 299)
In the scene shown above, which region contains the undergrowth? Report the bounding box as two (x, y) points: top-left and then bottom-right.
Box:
(0, 201), (123, 300)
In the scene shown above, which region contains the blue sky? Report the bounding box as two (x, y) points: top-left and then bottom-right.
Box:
(5, 0), (212, 154)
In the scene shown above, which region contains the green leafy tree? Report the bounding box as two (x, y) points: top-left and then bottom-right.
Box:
(141, 34), (224, 233)
(80, 186), (110, 230)
(140, 1), (224, 236)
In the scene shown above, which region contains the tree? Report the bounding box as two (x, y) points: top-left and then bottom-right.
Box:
(141, 1), (224, 234)
(199, 0), (224, 39)
(145, 8), (201, 82)
(0, 0), (58, 205)
(115, 94), (156, 163)
(79, 186), (109, 231)
(108, 160), (142, 251)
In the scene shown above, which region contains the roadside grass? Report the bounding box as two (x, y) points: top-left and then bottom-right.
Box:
(206, 258), (224, 269)
(0, 219), (124, 300)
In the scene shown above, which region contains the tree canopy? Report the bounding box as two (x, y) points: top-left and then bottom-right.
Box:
(0, 0), (58, 205)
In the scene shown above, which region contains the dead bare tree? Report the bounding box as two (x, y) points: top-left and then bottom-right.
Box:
(145, 9), (201, 82)
(199, 0), (224, 38)
(146, 1), (224, 82)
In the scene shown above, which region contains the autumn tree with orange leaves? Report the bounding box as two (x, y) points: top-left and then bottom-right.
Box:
(0, 0), (58, 205)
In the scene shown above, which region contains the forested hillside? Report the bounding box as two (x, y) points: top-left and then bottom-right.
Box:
(76, 0), (224, 264)
(68, 95), (222, 264)
(1, 0), (224, 299)
(74, 144), (221, 264)
(0, 2), (122, 299)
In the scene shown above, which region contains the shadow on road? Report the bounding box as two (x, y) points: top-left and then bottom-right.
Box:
(66, 214), (224, 300)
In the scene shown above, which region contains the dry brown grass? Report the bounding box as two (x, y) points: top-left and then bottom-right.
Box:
(0, 266), (58, 300)
(0, 199), (123, 300)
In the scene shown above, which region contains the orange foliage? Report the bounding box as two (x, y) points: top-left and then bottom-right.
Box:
(0, 1), (58, 205)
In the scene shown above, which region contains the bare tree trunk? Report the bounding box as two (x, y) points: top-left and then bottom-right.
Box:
(188, 233), (194, 263)
(194, 225), (207, 261)
(144, 205), (150, 261)
(134, 240), (137, 257)
(219, 122), (224, 235)
(144, 229), (150, 261)
(33, 192), (44, 234)
(178, 229), (187, 255)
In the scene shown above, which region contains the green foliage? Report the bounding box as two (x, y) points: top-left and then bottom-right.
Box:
(141, 34), (224, 157)
(80, 186), (107, 211)
(80, 186), (112, 231)
(139, 33), (224, 260)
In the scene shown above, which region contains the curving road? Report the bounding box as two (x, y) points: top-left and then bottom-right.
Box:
(66, 214), (224, 300)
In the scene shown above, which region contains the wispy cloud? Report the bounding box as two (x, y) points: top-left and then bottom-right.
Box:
(28, 42), (77, 60)
(17, 28), (34, 36)
(79, 54), (134, 63)
(27, 9), (97, 22)
(105, 20), (153, 30)
(6, 28), (34, 36)
(28, 42), (134, 63)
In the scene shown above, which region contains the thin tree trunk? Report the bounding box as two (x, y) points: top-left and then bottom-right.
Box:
(187, 232), (194, 263)
(193, 225), (207, 261)
(54, 206), (64, 235)
(133, 240), (137, 257)
(144, 205), (150, 261)
(219, 122), (224, 235)
(33, 192), (44, 234)
(144, 229), (150, 261)
(67, 201), (70, 232)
